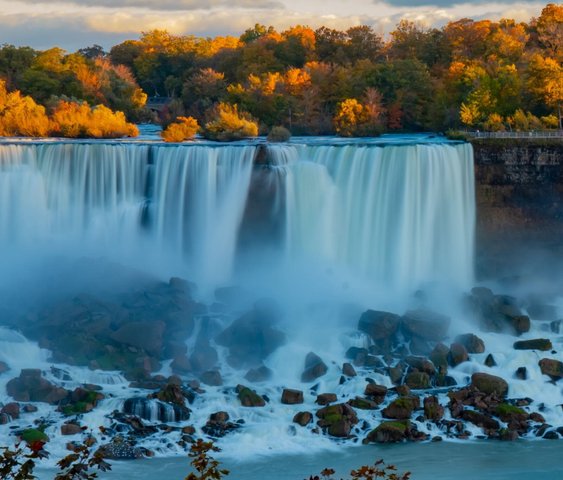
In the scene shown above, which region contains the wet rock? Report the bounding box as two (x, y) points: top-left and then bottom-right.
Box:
(401, 309), (450, 341)
(189, 341), (218, 373)
(61, 423), (83, 436)
(499, 429), (519, 441)
(365, 420), (410, 443)
(244, 365), (273, 383)
(0, 361), (9, 374)
(527, 302), (558, 321)
(395, 385), (411, 396)
(316, 403), (358, 437)
(495, 403), (528, 426)
(358, 310), (400, 353)
(471, 292), (530, 335)
(543, 430), (559, 440)
(236, 385), (266, 407)
(200, 370), (222, 386)
(455, 334), (485, 354)
(60, 388), (104, 416)
(404, 372), (430, 390)
(123, 398), (190, 422)
(345, 347), (368, 366)
(448, 343), (469, 367)
(405, 356), (436, 375)
(484, 354), (497, 368)
(513, 339), (552, 351)
(515, 367), (527, 380)
(98, 436), (144, 459)
(170, 354), (191, 374)
(388, 364), (404, 384)
(0, 413), (10, 425)
(301, 352), (328, 382)
(1, 402), (20, 420)
(434, 375), (457, 387)
(550, 321), (561, 334)
(111, 321), (165, 357)
(429, 343), (449, 372)
(6, 369), (69, 404)
(409, 337), (433, 356)
(202, 411), (240, 438)
(316, 393), (337, 405)
(281, 389), (304, 405)
(423, 396), (444, 421)
(348, 396), (379, 410)
(150, 383), (188, 407)
(471, 373), (508, 397)
(23, 405), (38, 413)
(461, 410), (500, 431)
(342, 363), (357, 377)
(364, 384), (387, 404)
(215, 307), (286, 367)
(538, 358), (563, 379)
(293, 411), (313, 426)
(382, 397), (419, 419)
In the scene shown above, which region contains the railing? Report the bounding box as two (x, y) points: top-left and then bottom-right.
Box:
(470, 130), (563, 139)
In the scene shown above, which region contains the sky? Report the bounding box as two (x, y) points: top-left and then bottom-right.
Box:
(0, 0), (548, 51)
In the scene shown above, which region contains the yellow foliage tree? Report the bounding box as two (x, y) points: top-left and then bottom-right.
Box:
(333, 97), (384, 137)
(0, 80), (50, 137)
(161, 116), (199, 142)
(203, 103), (258, 141)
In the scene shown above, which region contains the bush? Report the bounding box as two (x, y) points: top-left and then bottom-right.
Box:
(50, 101), (138, 138)
(203, 102), (258, 141)
(483, 113), (505, 132)
(0, 80), (50, 137)
(541, 114), (559, 129)
(267, 125), (291, 142)
(161, 116), (199, 142)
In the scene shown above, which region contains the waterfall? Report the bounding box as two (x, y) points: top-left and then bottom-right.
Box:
(0, 143), (255, 286)
(272, 142), (475, 291)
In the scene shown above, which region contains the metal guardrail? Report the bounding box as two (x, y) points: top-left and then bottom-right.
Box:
(470, 130), (563, 139)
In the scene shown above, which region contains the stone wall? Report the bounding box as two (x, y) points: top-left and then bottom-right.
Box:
(473, 140), (563, 278)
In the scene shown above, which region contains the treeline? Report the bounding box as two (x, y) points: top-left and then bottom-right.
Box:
(0, 3), (561, 138)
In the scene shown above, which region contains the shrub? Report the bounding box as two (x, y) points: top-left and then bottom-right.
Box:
(50, 100), (138, 138)
(203, 102), (258, 141)
(541, 114), (559, 129)
(185, 439), (229, 480)
(483, 113), (505, 132)
(0, 80), (50, 137)
(267, 125), (291, 142)
(161, 116), (199, 142)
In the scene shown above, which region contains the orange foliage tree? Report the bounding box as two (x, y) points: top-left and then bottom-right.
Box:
(161, 116), (199, 142)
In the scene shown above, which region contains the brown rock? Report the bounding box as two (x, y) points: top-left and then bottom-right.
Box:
(461, 410), (500, 431)
(365, 420), (410, 443)
(236, 385), (266, 407)
(455, 334), (485, 353)
(448, 343), (469, 367)
(301, 352), (328, 382)
(342, 363), (357, 377)
(471, 373), (508, 397)
(401, 310), (450, 341)
(538, 358), (563, 379)
(1, 403), (20, 419)
(382, 397), (419, 419)
(358, 310), (400, 341)
(404, 372), (430, 390)
(423, 396), (444, 421)
(110, 321), (165, 356)
(316, 393), (337, 405)
(513, 339), (552, 351)
(364, 383), (387, 404)
(0, 361), (9, 374)
(281, 388), (304, 404)
(61, 423), (83, 435)
(200, 370), (222, 386)
(6, 369), (69, 404)
(405, 356), (436, 375)
(293, 411), (313, 426)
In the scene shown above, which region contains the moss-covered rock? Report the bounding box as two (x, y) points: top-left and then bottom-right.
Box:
(471, 372), (508, 396)
(382, 396), (419, 419)
(365, 420), (410, 443)
(236, 384), (266, 407)
(404, 371), (431, 390)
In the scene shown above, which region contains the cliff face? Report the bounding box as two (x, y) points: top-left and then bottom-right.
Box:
(473, 140), (563, 277)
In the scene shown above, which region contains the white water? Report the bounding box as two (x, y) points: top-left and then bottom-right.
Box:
(276, 143), (475, 292)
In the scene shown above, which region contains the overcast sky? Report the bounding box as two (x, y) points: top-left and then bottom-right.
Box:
(0, 0), (547, 51)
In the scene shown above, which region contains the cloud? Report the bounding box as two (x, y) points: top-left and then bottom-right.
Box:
(9, 0), (282, 11)
(380, 0), (526, 6)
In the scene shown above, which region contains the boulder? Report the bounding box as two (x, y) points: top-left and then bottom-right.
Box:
(358, 310), (400, 343)
(401, 309), (450, 341)
(6, 369), (69, 404)
(513, 339), (552, 351)
(455, 334), (485, 354)
(236, 385), (266, 407)
(429, 343), (449, 372)
(98, 437), (144, 459)
(0, 361), (9, 374)
(538, 358), (563, 379)
(365, 420), (410, 443)
(293, 411), (313, 426)
(281, 389), (304, 404)
(150, 383), (187, 406)
(404, 372), (430, 390)
(316, 403), (358, 437)
(202, 411), (240, 437)
(484, 354), (497, 367)
(526, 302), (557, 321)
(515, 367), (527, 380)
(405, 356), (436, 375)
(471, 373), (508, 397)
(348, 396), (379, 410)
(244, 365), (273, 383)
(316, 393), (337, 405)
(61, 423), (83, 436)
(110, 321), (165, 357)
(189, 341), (218, 373)
(423, 396), (444, 421)
(364, 384), (387, 404)
(342, 363), (357, 377)
(461, 410), (500, 431)
(448, 343), (469, 367)
(215, 308), (286, 367)
(471, 292), (530, 335)
(301, 352), (328, 382)
(1, 403), (20, 420)
(382, 397), (419, 419)
(200, 370), (222, 386)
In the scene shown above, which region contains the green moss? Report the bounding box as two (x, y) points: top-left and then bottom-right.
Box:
(377, 420), (410, 432)
(393, 398), (415, 410)
(496, 403), (525, 417)
(21, 428), (49, 444)
(324, 413), (343, 425)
